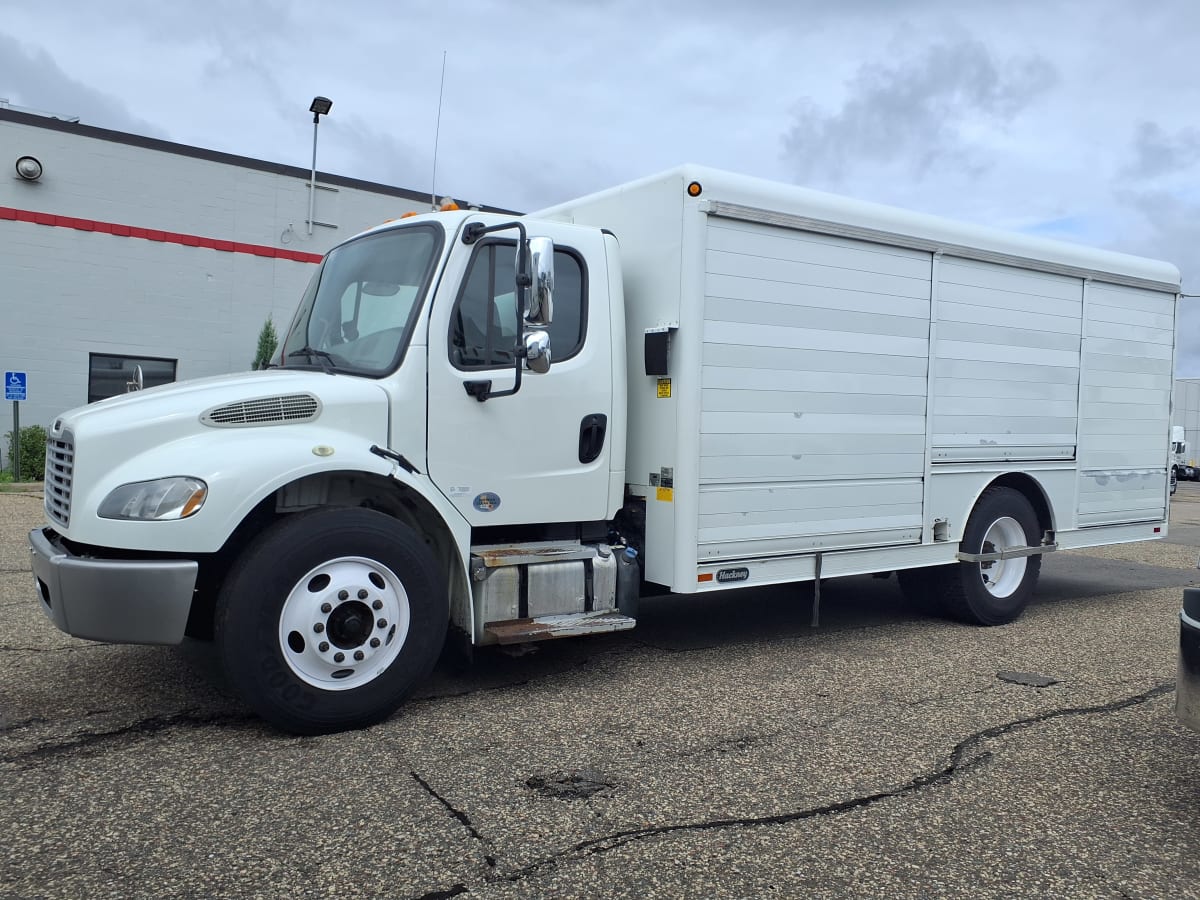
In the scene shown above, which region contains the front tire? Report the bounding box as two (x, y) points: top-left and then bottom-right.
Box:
(215, 508), (447, 734)
(935, 487), (1043, 626)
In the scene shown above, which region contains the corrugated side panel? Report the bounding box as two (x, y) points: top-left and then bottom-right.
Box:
(1077, 282), (1174, 525)
(699, 219), (931, 560)
(932, 257), (1082, 461)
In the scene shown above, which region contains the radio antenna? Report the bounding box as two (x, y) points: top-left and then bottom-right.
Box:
(431, 50), (447, 210)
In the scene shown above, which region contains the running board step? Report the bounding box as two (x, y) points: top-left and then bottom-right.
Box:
(484, 611), (636, 645)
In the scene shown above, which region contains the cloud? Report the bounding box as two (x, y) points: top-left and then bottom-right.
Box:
(0, 32), (164, 136)
(1120, 121), (1200, 182)
(782, 38), (1057, 187)
(1112, 123), (1200, 287)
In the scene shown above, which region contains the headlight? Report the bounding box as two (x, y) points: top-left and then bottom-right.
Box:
(98, 477), (208, 521)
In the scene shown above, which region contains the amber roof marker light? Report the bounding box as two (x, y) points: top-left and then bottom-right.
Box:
(687, 181), (703, 197)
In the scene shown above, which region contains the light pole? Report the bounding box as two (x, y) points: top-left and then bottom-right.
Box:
(307, 96), (332, 236)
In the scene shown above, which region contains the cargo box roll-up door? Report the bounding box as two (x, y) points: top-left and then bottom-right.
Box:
(931, 257), (1082, 463)
(1076, 282), (1174, 526)
(698, 215), (931, 561)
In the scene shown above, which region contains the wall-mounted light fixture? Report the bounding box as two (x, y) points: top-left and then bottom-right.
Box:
(15, 155), (43, 181)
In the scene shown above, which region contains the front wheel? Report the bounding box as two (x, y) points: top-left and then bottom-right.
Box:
(216, 508), (447, 734)
(934, 486), (1043, 626)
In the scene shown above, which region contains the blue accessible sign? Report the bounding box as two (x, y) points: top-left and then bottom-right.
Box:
(5, 371), (27, 402)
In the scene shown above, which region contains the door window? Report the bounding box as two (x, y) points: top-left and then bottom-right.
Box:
(449, 241), (586, 370)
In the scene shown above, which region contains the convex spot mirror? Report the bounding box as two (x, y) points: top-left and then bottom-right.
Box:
(524, 237), (554, 327)
(524, 330), (551, 374)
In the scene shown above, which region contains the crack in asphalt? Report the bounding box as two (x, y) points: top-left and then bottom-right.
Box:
(1, 715), (49, 732)
(2, 709), (255, 768)
(411, 887), (469, 900)
(0, 644), (105, 653)
(411, 771), (497, 870)
(673, 729), (780, 758)
(485, 680), (1176, 884)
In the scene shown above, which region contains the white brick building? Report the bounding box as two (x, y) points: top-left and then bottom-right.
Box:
(0, 106), (503, 467)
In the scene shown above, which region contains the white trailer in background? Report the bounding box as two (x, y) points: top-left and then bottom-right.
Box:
(1172, 425), (1192, 481)
(30, 166), (1182, 733)
(1173, 378), (1200, 479)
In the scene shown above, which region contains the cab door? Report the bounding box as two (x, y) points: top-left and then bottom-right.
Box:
(425, 223), (614, 527)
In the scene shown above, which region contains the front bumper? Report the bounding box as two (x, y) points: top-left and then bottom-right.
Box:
(29, 527), (198, 645)
(1178, 588), (1200, 732)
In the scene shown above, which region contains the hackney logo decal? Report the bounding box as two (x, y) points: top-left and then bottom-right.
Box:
(716, 567), (750, 584)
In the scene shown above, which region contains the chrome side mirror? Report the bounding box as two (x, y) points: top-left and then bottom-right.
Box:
(524, 329), (551, 374)
(525, 237), (554, 327)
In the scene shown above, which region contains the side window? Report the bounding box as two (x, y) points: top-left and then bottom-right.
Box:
(450, 241), (587, 369)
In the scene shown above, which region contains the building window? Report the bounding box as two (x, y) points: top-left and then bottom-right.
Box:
(88, 353), (177, 403)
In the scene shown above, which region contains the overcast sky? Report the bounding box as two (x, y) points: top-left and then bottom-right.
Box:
(3, 0), (1198, 371)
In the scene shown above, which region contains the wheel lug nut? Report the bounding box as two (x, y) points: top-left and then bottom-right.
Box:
(358, 589), (369, 600)
(370, 638), (380, 648)
(372, 599), (383, 610)
(318, 641), (329, 653)
(313, 622), (324, 633)
(354, 650), (365, 661)
(333, 652), (345, 663)
(377, 619), (387, 629)
(321, 602), (332, 614)
(338, 590), (348, 601)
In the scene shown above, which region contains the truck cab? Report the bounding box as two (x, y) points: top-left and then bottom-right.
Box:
(1172, 426), (1193, 482)
(32, 209), (632, 733)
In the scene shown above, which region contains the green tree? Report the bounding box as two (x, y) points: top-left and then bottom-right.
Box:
(252, 315), (279, 370)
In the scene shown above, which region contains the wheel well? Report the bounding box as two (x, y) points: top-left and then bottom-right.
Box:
(985, 473), (1054, 537)
(188, 471), (468, 640)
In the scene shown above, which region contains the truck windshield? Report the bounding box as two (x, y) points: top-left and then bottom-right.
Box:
(280, 223), (443, 376)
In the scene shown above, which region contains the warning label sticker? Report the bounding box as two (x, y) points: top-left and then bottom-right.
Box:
(656, 378), (671, 399)
(656, 486), (673, 502)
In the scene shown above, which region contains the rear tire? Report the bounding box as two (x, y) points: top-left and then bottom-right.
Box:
(215, 507), (447, 734)
(935, 486), (1042, 626)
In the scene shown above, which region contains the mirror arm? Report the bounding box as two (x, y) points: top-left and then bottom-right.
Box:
(460, 219), (534, 403)
(464, 342), (527, 402)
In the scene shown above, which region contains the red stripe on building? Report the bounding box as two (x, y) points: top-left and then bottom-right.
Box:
(0, 206), (324, 264)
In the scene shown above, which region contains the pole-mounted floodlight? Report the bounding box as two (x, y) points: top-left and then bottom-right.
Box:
(308, 96), (332, 235)
(309, 96), (332, 121)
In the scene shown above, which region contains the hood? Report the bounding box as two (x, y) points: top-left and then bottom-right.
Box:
(54, 370), (376, 439)
(46, 369), (400, 552)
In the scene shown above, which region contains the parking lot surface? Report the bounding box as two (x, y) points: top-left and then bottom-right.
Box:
(3, 484), (1200, 899)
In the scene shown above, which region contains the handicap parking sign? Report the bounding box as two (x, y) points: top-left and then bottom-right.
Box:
(5, 372), (26, 401)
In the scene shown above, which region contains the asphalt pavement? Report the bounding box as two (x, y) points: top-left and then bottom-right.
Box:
(2, 483), (1200, 899)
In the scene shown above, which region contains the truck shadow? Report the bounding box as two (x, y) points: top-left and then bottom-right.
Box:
(174, 553), (1200, 715)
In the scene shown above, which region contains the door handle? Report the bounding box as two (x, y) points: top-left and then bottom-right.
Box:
(578, 414), (608, 464)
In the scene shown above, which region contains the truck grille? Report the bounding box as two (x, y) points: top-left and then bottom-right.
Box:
(201, 394), (321, 427)
(44, 430), (74, 528)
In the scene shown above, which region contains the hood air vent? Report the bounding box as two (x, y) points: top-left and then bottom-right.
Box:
(201, 394), (321, 427)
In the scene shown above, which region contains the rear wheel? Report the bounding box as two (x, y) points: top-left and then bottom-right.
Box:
(936, 486), (1042, 626)
(216, 507), (447, 734)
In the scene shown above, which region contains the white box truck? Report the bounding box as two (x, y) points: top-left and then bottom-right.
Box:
(29, 166), (1181, 733)
(1172, 425), (1192, 482)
